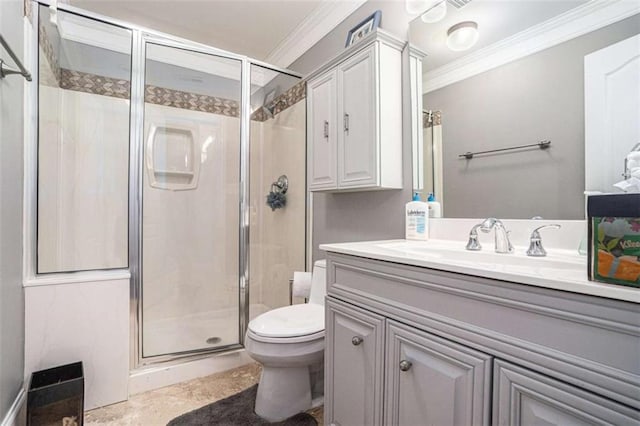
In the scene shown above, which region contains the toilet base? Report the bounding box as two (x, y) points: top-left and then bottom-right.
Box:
(255, 366), (311, 422)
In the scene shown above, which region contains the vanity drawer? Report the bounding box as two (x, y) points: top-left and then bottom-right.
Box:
(325, 252), (640, 409)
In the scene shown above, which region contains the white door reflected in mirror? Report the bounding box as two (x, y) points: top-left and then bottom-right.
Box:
(585, 34), (640, 194)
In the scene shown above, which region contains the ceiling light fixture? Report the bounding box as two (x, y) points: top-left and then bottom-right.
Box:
(421, 0), (447, 23)
(446, 21), (479, 51)
(406, 0), (432, 15)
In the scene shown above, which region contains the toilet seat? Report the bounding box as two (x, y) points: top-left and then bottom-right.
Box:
(248, 304), (324, 338)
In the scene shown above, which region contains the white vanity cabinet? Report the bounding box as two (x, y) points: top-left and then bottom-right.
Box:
(323, 252), (640, 426)
(325, 299), (384, 426)
(385, 320), (492, 426)
(306, 30), (403, 192)
(325, 300), (492, 426)
(493, 360), (639, 425)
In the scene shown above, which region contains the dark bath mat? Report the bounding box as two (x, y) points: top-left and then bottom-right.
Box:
(167, 385), (318, 426)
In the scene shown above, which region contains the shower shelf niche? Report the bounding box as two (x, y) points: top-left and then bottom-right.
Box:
(146, 124), (201, 190)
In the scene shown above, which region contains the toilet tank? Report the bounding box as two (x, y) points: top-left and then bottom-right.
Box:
(308, 260), (327, 306)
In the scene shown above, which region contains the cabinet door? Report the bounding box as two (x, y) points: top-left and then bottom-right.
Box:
(385, 320), (492, 426)
(326, 299), (385, 426)
(338, 45), (378, 188)
(307, 70), (337, 190)
(494, 360), (640, 426)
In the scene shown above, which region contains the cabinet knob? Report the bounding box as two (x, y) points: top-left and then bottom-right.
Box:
(351, 336), (363, 346)
(323, 120), (329, 139)
(343, 113), (350, 132)
(399, 360), (412, 371)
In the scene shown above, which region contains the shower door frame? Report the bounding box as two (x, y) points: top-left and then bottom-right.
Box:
(27, 0), (305, 369)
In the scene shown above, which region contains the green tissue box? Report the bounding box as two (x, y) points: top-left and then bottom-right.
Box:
(588, 194), (640, 287)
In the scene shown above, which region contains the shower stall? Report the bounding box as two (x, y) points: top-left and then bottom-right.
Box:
(33, 2), (307, 367)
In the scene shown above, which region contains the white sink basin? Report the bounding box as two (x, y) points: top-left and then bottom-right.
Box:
(376, 240), (585, 275)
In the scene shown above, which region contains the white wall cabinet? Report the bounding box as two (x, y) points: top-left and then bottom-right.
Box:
(307, 71), (338, 190)
(306, 30), (404, 192)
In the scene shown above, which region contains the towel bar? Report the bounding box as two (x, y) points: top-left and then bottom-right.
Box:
(0, 34), (32, 82)
(459, 140), (551, 160)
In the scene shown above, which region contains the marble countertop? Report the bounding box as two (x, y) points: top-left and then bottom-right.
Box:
(320, 239), (640, 303)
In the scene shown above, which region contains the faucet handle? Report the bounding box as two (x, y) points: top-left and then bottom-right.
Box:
(527, 224), (561, 257)
(466, 223), (483, 251)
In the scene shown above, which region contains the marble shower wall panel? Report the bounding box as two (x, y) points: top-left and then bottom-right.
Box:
(249, 100), (306, 319)
(37, 86), (130, 273)
(142, 103), (240, 356)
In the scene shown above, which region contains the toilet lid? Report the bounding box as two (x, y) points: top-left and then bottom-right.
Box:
(248, 304), (324, 338)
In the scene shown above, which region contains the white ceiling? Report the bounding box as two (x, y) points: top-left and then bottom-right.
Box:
(409, 0), (590, 71)
(68, 0), (363, 66)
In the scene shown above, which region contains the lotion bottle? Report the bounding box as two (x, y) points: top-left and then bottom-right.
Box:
(406, 192), (428, 240)
(427, 193), (442, 218)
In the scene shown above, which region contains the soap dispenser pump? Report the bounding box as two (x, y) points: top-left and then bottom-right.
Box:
(427, 193), (442, 218)
(406, 192), (428, 240)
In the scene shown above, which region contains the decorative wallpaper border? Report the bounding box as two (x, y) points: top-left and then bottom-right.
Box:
(38, 19), (305, 120)
(423, 110), (442, 128)
(39, 22), (61, 86)
(251, 81), (306, 122)
(145, 85), (240, 117)
(24, 0), (32, 20)
(61, 69), (131, 100)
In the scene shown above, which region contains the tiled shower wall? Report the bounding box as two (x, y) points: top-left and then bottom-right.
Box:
(38, 20), (307, 332)
(250, 101), (307, 319)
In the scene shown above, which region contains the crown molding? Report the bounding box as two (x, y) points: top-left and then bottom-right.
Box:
(423, 0), (640, 93)
(265, 0), (368, 68)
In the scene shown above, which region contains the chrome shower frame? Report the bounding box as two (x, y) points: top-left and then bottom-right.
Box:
(27, 0), (305, 369)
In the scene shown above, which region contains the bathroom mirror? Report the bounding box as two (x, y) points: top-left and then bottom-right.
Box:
(409, 1), (640, 219)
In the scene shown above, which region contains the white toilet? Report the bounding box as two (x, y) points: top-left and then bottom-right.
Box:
(244, 260), (327, 422)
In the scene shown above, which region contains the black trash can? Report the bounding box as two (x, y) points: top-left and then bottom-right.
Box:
(27, 362), (84, 426)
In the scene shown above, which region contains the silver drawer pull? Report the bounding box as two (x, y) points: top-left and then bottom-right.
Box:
(351, 336), (363, 346)
(323, 120), (329, 139)
(344, 113), (349, 132)
(399, 360), (412, 371)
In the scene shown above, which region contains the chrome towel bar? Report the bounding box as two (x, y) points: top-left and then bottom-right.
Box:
(0, 34), (32, 82)
(459, 140), (551, 160)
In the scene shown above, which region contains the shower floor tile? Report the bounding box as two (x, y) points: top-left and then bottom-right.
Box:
(84, 363), (324, 425)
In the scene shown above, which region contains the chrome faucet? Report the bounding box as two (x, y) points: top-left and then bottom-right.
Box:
(467, 217), (513, 253)
(527, 224), (561, 257)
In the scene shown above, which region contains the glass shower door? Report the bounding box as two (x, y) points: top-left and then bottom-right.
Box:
(141, 42), (242, 357)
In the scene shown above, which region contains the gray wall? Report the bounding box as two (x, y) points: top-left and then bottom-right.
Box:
(424, 15), (640, 220)
(289, 1), (414, 261)
(0, 0), (26, 419)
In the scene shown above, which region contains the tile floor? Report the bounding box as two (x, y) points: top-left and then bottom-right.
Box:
(85, 363), (324, 425)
